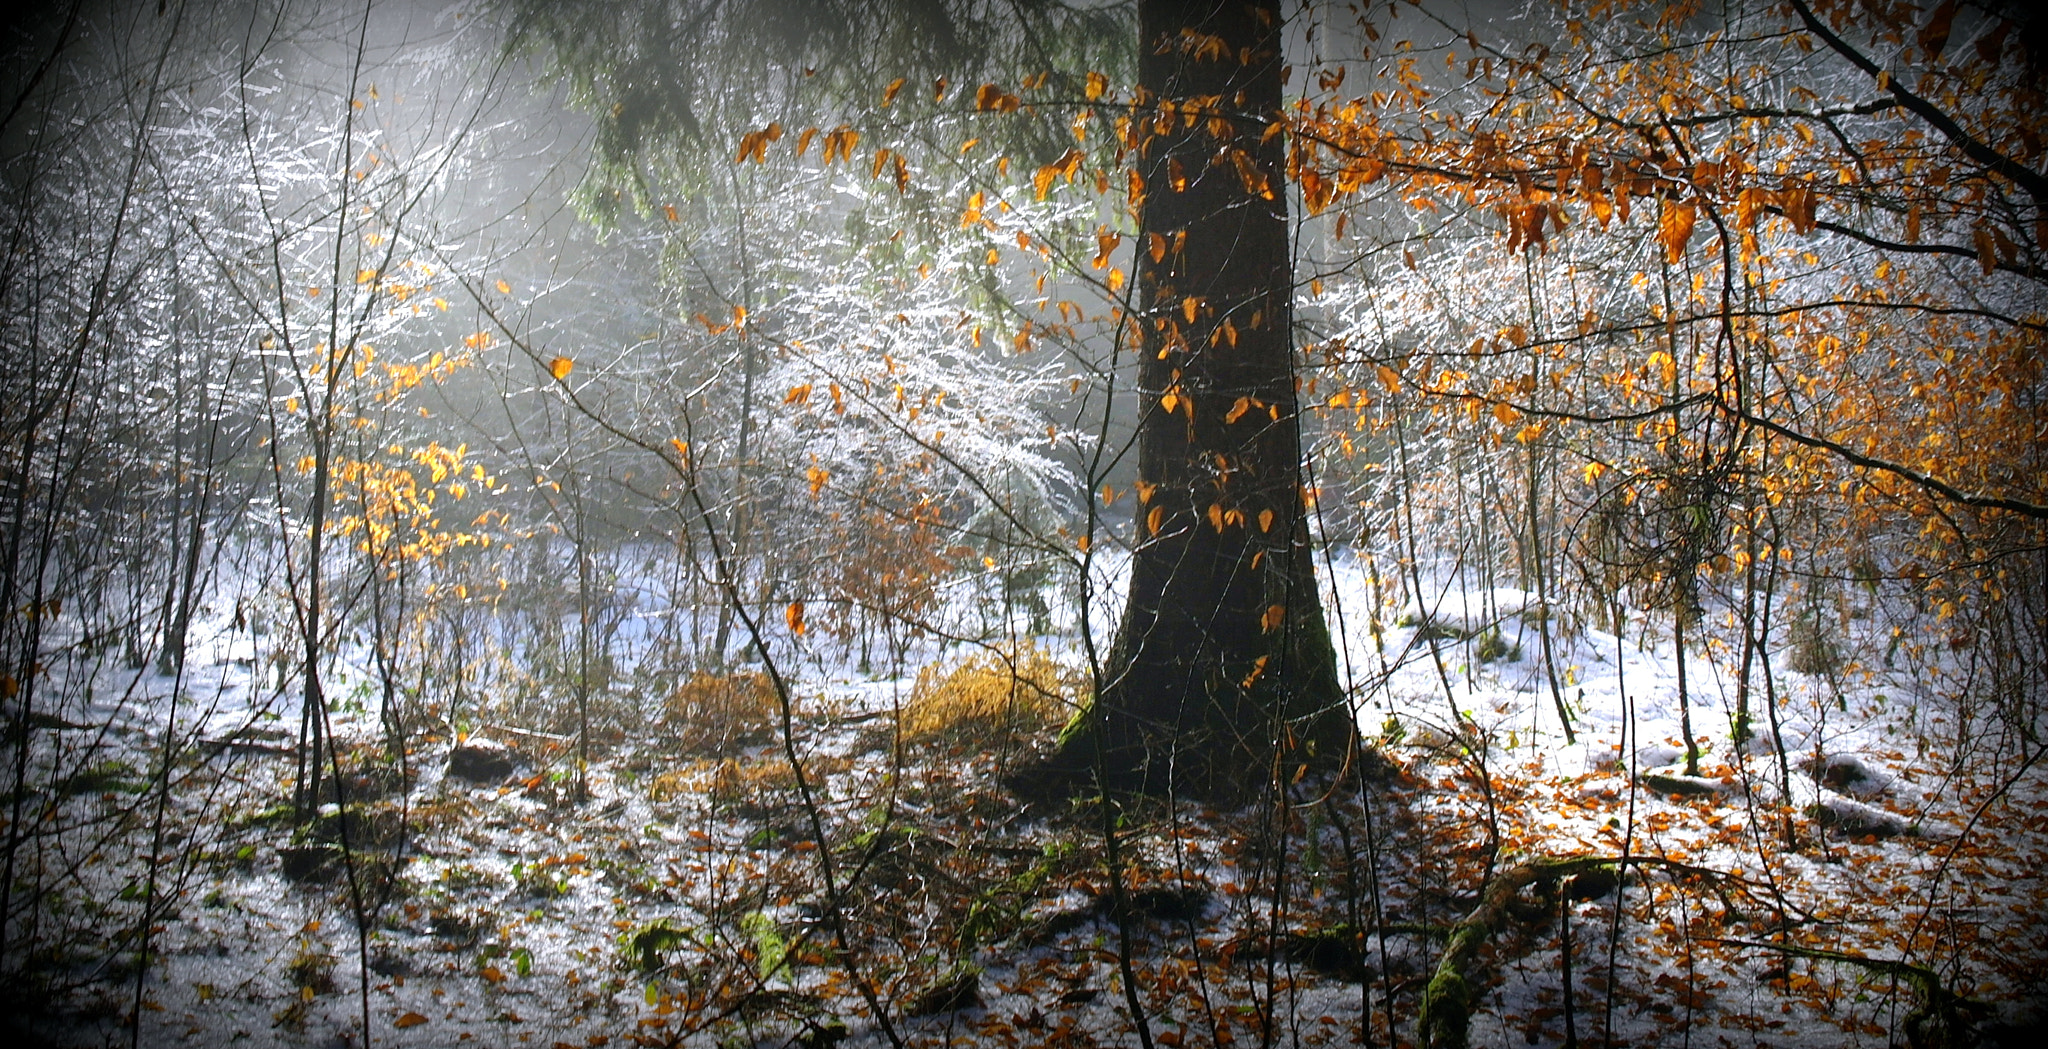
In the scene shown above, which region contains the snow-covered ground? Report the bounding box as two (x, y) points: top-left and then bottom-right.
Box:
(9, 550), (2045, 1048)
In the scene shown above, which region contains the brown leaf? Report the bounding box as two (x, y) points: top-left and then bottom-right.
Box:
(1918, 0), (1958, 59)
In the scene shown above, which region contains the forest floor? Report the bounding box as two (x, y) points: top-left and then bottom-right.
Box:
(8, 558), (2048, 1048)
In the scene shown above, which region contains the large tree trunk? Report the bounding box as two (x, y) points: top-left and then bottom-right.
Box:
(1054, 0), (1353, 797)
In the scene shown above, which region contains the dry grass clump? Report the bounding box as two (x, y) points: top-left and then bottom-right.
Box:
(664, 670), (784, 754)
(899, 642), (1075, 753)
(647, 755), (853, 814)
(707, 755), (853, 817)
(646, 765), (701, 803)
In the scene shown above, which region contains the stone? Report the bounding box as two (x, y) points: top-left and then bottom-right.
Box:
(447, 739), (515, 783)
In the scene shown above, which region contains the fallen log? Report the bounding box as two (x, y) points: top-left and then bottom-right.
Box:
(1417, 855), (1616, 1049)
(1708, 938), (1988, 1049)
(1417, 854), (1763, 1049)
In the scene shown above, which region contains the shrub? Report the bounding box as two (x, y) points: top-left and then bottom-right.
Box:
(899, 642), (1074, 754)
(1787, 613), (1844, 677)
(1475, 629), (1520, 663)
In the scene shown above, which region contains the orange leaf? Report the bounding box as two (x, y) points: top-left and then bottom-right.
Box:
(1779, 179), (1816, 233)
(1261, 604), (1286, 633)
(881, 76), (907, 107)
(1258, 509), (1275, 532)
(1734, 187), (1773, 231)
(786, 601), (806, 636)
(1092, 230), (1120, 269)
(548, 357), (573, 381)
(395, 1012), (429, 1029)
(496, 279), (511, 294)
(1033, 163), (1058, 201)
(1657, 198), (1697, 264)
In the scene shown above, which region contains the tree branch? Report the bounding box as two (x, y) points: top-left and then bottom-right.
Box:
(1787, 0), (2048, 208)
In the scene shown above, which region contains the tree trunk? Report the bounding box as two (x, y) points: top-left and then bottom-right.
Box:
(1053, 0), (1353, 797)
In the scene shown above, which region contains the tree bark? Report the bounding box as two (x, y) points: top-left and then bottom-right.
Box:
(1053, 0), (1353, 797)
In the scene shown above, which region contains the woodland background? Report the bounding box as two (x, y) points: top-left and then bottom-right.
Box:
(1, 0), (2044, 1046)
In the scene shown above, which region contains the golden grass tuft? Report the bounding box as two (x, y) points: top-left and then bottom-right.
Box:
(899, 641), (1075, 753)
(647, 755), (852, 813)
(663, 670), (784, 754)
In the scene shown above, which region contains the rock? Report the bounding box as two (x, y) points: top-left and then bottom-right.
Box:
(278, 843), (339, 882)
(1115, 885), (1212, 923)
(1634, 743), (1686, 768)
(1802, 752), (1893, 796)
(1641, 771), (1726, 797)
(1736, 730), (1780, 757)
(312, 800), (406, 850)
(1564, 867), (1621, 901)
(1398, 587), (1537, 639)
(909, 966), (981, 1015)
(428, 906), (488, 945)
(1811, 794), (1913, 838)
(447, 739), (515, 783)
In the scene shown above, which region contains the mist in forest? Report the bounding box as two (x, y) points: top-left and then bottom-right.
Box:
(3, 2), (2044, 1047)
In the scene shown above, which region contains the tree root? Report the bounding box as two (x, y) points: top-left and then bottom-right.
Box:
(1416, 854), (1753, 1049)
(1417, 855), (1617, 1049)
(1709, 938), (1990, 1049)
(1412, 852), (1976, 1049)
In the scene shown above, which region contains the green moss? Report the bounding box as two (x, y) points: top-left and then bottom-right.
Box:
(1052, 696), (1095, 753)
(1418, 967), (1472, 1049)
